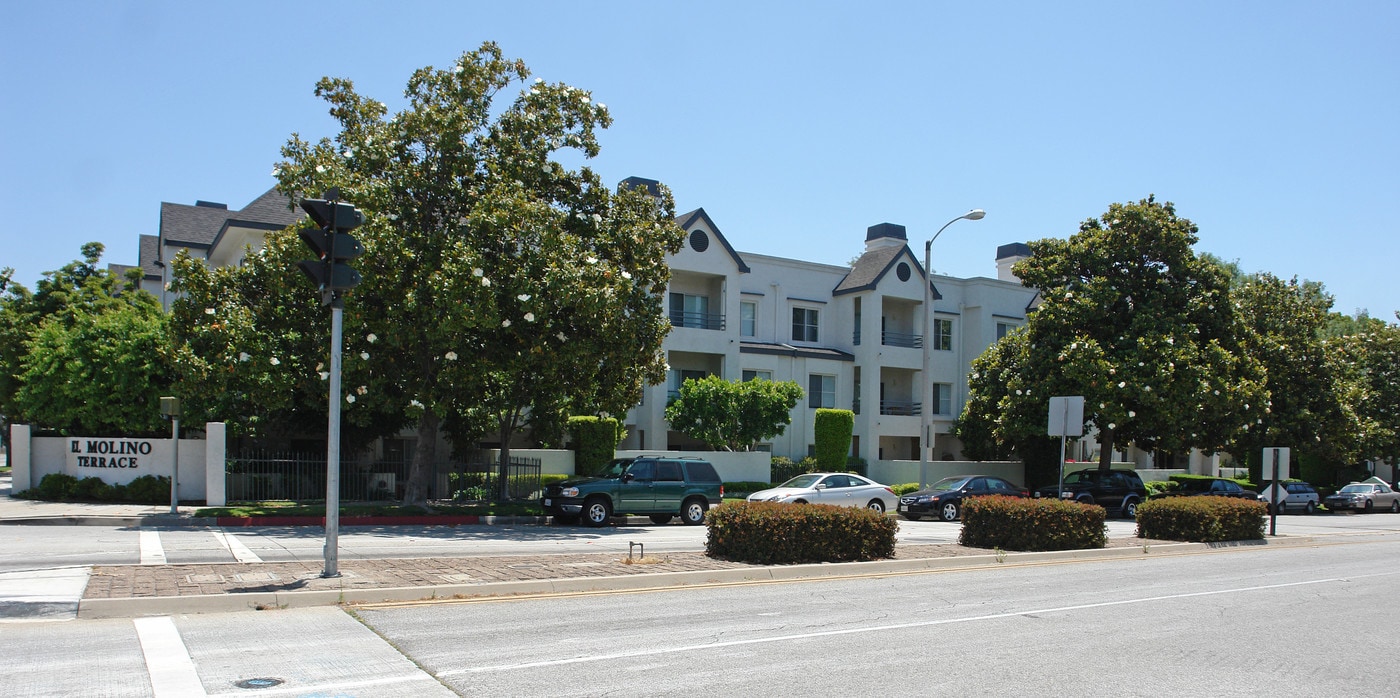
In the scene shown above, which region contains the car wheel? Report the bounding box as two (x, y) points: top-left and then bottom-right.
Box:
(1391, 500), (1400, 514)
(581, 497), (611, 527)
(1364, 500), (1374, 513)
(866, 499), (886, 514)
(649, 514), (674, 525)
(900, 513), (922, 521)
(1304, 501), (1316, 515)
(939, 501), (960, 522)
(680, 498), (708, 525)
(1122, 499), (1139, 519)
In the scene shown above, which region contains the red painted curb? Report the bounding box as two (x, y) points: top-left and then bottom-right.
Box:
(215, 515), (482, 527)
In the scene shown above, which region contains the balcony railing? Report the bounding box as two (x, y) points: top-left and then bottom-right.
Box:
(881, 330), (923, 349)
(669, 311), (726, 331)
(880, 400), (922, 416)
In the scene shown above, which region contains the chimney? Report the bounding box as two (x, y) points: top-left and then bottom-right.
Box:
(195, 200), (228, 209)
(620, 176), (662, 197)
(865, 222), (907, 253)
(996, 243), (1031, 282)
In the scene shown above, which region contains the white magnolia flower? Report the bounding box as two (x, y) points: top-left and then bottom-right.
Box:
(454, 65), (464, 74)
(481, 277), (491, 287)
(409, 399), (424, 408)
(367, 333), (377, 343)
(204, 308), (216, 315)
(356, 385), (367, 395)
(342, 148), (354, 158)
(535, 77), (544, 83)
(346, 395), (356, 404)
(557, 332), (567, 341)
(1128, 411), (1136, 418)
(360, 352), (370, 360)
(316, 362), (324, 371)
(1108, 423), (1116, 430)
(444, 351), (458, 361)
(621, 271), (632, 280)
(597, 103), (606, 109)
(502, 319), (512, 327)
(270, 168), (281, 177)
(316, 165), (327, 173)
(319, 372), (329, 381)
(586, 256), (598, 264)
(472, 268), (484, 277)
(592, 213), (602, 223)
(239, 352), (250, 362)
(524, 313), (535, 322)
(517, 294), (531, 302)
(1015, 389), (1023, 395)
(1118, 381), (1126, 388)
(269, 357), (281, 366)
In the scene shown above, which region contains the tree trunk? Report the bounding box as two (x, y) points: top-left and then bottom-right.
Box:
(496, 411), (518, 502)
(401, 411), (440, 506)
(1097, 426), (1115, 473)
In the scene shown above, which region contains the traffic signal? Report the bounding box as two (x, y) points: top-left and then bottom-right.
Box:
(296, 196), (365, 304)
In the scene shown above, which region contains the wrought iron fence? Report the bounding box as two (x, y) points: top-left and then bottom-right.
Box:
(225, 451), (543, 503)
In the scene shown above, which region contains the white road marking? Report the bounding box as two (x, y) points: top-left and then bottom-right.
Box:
(134, 616), (206, 697)
(446, 571), (1400, 675)
(139, 531), (166, 565)
(211, 530), (262, 563)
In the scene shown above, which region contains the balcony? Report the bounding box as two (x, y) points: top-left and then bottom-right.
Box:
(669, 310), (726, 331)
(881, 330), (923, 349)
(880, 400), (922, 416)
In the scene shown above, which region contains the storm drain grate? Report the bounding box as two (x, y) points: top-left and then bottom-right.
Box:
(234, 677), (285, 689)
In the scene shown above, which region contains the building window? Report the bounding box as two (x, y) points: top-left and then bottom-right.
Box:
(742, 369), (772, 382)
(996, 322), (1017, 340)
(670, 293), (713, 329)
(932, 383), (953, 416)
(792, 307), (819, 343)
(740, 301), (756, 337)
(933, 318), (952, 351)
(668, 369), (707, 400)
(808, 374), (835, 408)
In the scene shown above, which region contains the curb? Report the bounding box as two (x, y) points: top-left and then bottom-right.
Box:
(75, 538), (1337, 620)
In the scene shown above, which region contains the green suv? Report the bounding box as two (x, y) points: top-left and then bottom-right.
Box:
(542, 456), (724, 527)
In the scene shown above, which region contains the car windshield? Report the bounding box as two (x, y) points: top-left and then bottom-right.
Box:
(779, 474), (824, 489)
(928, 477), (971, 491)
(1339, 484), (1371, 494)
(597, 460), (632, 478)
(1063, 471), (1099, 484)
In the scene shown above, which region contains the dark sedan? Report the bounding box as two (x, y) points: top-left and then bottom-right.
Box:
(899, 475), (1029, 522)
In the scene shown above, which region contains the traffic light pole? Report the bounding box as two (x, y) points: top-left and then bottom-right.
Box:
(323, 296), (342, 578)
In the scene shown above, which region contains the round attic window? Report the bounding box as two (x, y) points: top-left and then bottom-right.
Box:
(896, 262), (911, 282)
(690, 230), (710, 253)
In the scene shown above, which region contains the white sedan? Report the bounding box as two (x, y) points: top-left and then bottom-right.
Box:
(746, 473), (898, 513)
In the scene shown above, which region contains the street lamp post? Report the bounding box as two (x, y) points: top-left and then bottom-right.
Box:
(920, 209), (986, 488)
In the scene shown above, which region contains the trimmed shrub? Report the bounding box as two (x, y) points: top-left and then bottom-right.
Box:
(19, 473), (172, 504)
(1136, 497), (1266, 542)
(722, 481), (770, 498)
(891, 482), (921, 496)
(74, 476), (118, 502)
(1169, 473), (1257, 491)
(123, 475), (172, 504)
(568, 416), (623, 476)
(26, 473), (80, 500)
(960, 496), (1107, 551)
(705, 501), (897, 564)
(813, 409), (854, 472)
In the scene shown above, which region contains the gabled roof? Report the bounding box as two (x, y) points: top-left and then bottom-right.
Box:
(158, 188), (303, 263)
(833, 244), (943, 300)
(674, 207), (750, 273)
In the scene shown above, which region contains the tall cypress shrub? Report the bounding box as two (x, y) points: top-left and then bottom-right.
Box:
(814, 408), (854, 472)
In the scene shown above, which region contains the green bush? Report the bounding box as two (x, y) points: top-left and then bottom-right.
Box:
(450, 472), (569, 501)
(1144, 480), (1174, 496)
(705, 501), (897, 564)
(769, 456), (820, 483)
(26, 473), (80, 500)
(960, 496), (1107, 551)
(74, 476), (118, 502)
(1169, 473), (1257, 491)
(1136, 496), (1266, 542)
(19, 473), (171, 504)
(891, 482), (921, 496)
(813, 409), (854, 472)
(568, 416), (623, 476)
(722, 481), (770, 497)
(123, 475), (172, 504)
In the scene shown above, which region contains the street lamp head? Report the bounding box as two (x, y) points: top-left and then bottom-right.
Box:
(964, 209), (986, 221)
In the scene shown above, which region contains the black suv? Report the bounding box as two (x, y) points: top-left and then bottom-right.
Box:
(542, 456), (724, 527)
(1034, 469), (1148, 519)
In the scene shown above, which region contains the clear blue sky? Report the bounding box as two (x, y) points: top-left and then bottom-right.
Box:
(3, 1), (1396, 318)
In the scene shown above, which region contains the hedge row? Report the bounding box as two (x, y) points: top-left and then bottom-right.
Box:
(705, 501), (897, 564)
(1136, 496), (1266, 542)
(19, 473), (171, 504)
(959, 496), (1107, 551)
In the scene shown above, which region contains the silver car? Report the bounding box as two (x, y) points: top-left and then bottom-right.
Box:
(747, 473), (898, 513)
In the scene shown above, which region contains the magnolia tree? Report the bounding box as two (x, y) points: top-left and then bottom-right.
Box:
(958, 197), (1268, 471)
(270, 43), (684, 503)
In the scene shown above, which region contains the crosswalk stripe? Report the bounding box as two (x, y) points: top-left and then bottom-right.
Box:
(134, 616), (206, 697)
(211, 530), (263, 563)
(139, 531), (166, 565)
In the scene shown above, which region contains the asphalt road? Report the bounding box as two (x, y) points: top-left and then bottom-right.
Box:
(6, 511), (1398, 573)
(8, 530), (1399, 696)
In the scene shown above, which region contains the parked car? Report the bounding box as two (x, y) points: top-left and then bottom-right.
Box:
(1257, 481), (1320, 514)
(1034, 469), (1148, 519)
(898, 475), (1029, 522)
(747, 473), (898, 513)
(541, 456), (724, 527)
(1152, 477), (1256, 500)
(1323, 481), (1400, 513)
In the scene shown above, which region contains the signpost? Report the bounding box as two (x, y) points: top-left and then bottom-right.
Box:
(1262, 447), (1291, 536)
(1048, 396), (1085, 498)
(159, 396), (180, 515)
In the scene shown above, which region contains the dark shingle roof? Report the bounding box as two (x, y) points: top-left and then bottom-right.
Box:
(158, 188), (303, 263)
(833, 245), (942, 300)
(138, 235), (161, 277)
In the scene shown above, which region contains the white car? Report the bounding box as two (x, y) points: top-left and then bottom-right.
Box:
(746, 473), (898, 513)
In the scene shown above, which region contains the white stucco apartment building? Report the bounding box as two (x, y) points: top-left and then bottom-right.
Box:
(621, 194), (1039, 464)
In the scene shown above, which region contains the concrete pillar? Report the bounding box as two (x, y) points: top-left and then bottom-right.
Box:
(204, 422), (226, 506)
(10, 424), (31, 492)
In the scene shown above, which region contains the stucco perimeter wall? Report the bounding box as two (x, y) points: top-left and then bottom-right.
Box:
(614, 450), (769, 484)
(872, 460), (1027, 488)
(9, 423), (228, 505)
(480, 449), (575, 476)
